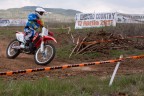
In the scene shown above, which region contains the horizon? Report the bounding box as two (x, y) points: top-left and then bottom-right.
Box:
(1, 6), (144, 15)
(0, 0), (144, 14)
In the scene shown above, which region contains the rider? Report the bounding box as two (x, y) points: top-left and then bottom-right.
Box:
(21, 7), (47, 48)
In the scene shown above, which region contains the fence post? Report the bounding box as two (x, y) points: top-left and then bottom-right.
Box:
(109, 55), (123, 86)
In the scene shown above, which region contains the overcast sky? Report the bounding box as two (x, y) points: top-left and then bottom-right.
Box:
(1, 0), (144, 14)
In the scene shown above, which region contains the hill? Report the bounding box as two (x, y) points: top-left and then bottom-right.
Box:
(0, 6), (82, 22)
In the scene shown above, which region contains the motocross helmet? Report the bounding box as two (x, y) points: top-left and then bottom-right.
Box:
(35, 7), (47, 18)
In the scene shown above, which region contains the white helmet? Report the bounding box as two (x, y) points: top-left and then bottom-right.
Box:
(35, 7), (47, 18)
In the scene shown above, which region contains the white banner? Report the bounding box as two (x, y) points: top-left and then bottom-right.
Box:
(116, 13), (144, 23)
(75, 12), (116, 29)
(0, 19), (27, 26)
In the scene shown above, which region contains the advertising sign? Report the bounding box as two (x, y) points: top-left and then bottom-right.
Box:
(0, 19), (27, 26)
(75, 12), (116, 29)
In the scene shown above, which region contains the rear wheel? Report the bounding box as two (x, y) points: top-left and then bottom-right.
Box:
(6, 39), (21, 59)
(34, 43), (55, 65)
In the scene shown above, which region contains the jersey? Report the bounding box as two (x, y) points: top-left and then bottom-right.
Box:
(24, 13), (44, 40)
(25, 13), (44, 30)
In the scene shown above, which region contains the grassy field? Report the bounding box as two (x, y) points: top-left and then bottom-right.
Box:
(0, 74), (144, 96)
(1, 25), (144, 95)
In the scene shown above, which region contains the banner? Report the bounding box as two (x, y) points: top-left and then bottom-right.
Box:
(75, 12), (117, 29)
(0, 19), (10, 26)
(0, 19), (27, 26)
(116, 13), (144, 23)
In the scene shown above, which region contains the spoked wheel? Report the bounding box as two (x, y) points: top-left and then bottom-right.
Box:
(34, 43), (55, 65)
(6, 39), (21, 59)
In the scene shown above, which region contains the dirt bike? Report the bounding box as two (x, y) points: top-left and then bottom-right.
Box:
(6, 27), (57, 65)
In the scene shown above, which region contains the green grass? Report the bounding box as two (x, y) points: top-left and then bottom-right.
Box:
(0, 29), (14, 37)
(56, 45), (72, 59)
(56, 44), (102, 63)
(0, 27), (24, 38)
(0, 74), (144, 96)
(109, 49), (144, 57)
(1, 25), (144, 96)
(56, 45), (144, 62)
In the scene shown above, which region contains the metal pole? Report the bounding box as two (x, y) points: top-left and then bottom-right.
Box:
(109, 55), (123, 86)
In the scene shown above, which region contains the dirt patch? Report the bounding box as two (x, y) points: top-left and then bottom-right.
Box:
(0, 37), (144, 80)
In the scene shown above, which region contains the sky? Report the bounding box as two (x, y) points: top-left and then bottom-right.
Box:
(0, 0), (144, 14)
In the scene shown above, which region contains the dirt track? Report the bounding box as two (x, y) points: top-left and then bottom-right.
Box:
(0, 38), (144, 80)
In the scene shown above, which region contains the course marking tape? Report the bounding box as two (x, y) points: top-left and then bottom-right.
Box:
(0, 55), (144, 76)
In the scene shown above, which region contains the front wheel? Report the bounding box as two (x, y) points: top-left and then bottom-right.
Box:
(6, 39), (21, 59)
(34, 43), (55, 65)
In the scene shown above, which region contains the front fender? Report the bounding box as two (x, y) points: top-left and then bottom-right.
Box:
(43, 36), (57, 43)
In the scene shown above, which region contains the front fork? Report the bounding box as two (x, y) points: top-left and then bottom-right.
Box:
(40, 41), (44, 52)
(40, 40), (47, 58)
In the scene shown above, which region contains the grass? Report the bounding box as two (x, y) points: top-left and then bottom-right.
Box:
(109, 49), (144, 57)
(1, 25), (144, 95)
(0, 29), (14, 37)
(56, 44), (103, 63)
(56, 45), (72, 59)
(0, 27), (24, 38)
(0, 74), (144, 96)
(56, 44), (144, 63)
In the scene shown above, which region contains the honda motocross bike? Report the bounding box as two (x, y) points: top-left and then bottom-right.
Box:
(6, 27), (57, 65)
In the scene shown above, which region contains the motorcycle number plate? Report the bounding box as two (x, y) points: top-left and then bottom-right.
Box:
(16, 33), (25, 43)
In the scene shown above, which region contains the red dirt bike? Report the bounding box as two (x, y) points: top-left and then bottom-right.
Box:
(6, 27), (57, 65)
